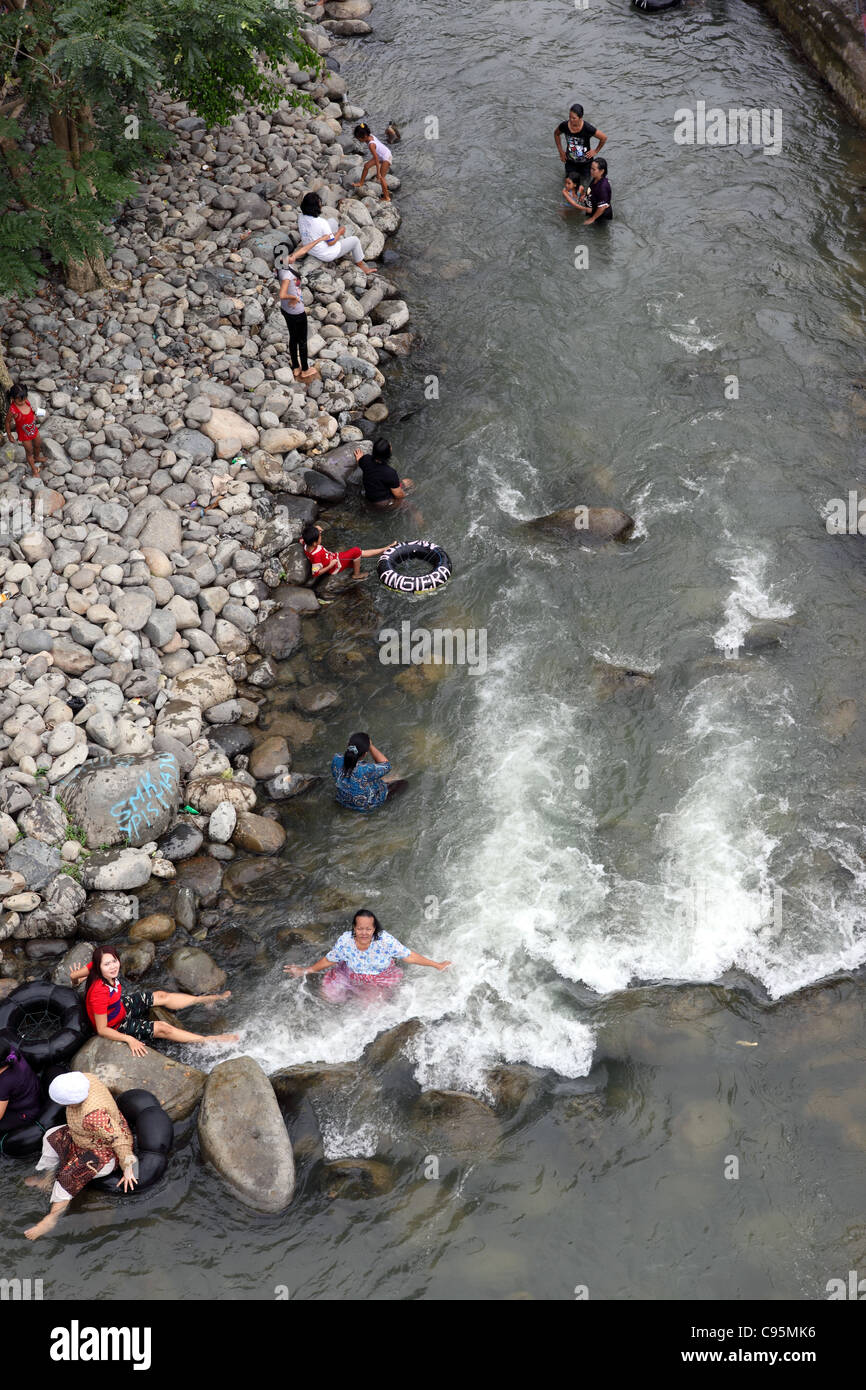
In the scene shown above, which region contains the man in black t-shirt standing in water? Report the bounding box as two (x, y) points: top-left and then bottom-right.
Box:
(554, 103), (607, 189)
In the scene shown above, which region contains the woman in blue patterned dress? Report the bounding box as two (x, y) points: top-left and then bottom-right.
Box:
(330, 732), (407, 811)
(284, 910), (451, 1002)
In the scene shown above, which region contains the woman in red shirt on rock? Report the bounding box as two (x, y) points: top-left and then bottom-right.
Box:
(71, 945), (239, 1057)
(5, 384), (44, 476)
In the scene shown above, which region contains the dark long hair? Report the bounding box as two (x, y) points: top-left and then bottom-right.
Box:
(352, 909), (383, 940)
(83, 945), (121, 1012)
(300, 192), (322, 217)
(340, 731), (371, 778)
(0, 1034), (22, 1069)
(592, 156), (608, 177)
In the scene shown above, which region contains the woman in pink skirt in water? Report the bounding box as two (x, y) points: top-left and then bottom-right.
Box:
(284, 909), (450, 1003)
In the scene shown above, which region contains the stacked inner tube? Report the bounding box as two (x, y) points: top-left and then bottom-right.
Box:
(0, 981), (89, 1068)
(91, 1089), (173, 1194)
(377, 540), (452, 594)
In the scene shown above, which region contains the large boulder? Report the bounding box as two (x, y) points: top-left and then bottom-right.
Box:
(409, 1090), (501, 1156)
(253, 609), (302, 660)
(18, 797), (67, 845)
(168, 945), (225, 993)
(71, 1036), (205, 1120)
(313, 441), (368, 485)
(249, 736), (290, 781)
(4, 837), (61, 890)
(231, 811), (286, 855)
(202, 409), (259, 454)
(55, 750), (182, 849)
(529, 505), (635, 541)
(198, 1056), (295, 1212)
(82, 892), (139, 940)
(169, 657), (236, 712)
(80, 848), (153, 892)
(185, 776), (256, 815)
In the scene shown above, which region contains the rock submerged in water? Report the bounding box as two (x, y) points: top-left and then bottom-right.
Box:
(528, 505), (635, 541)
(72, 1036), (205, 1121)
(128, 912), (176, 943)
(321, 1158), (393, 1200)
(168, 945), (226, 994)
(56, 751), (182, 849)
(198, 1056), (295, 1213)
(592, 662), (655, 699)
(231, 811), (286, 855)
(410, 1090), (501, 1155)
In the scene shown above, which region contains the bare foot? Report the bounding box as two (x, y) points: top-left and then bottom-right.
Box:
(24, 1213), (61, 1241)
(381, 194), (391, 203)
(23, 1174), (53, 1191)
(299, 367), (320, 381)
(200, 990), (232, 1006)
(351, 574), (371, 583)
(293, 367), (303, 377)
(208, 1033), (240, 1044)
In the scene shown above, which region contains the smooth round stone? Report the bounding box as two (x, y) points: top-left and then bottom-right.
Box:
(24, 939), (69, 960)
(208, 801), (237, 844)
(18, 630), (53, 654)
(175, 854), (223, 905)
(120, 940), (156, 978)
(231, 811), (286, 855)
(294, 684), (339, 714)
(249, 736), (290, 781)
(157, 822), (205, 861)
(207, 724), (254, 759)
(128, 913), (176, 943)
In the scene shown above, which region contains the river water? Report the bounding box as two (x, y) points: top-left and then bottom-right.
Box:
(7, 0), (866, 1300)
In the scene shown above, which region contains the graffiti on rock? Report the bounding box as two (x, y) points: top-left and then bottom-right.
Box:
(109, 751), (178, 841)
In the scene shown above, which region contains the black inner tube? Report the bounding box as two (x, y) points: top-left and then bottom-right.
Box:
(13, 1001), (64, 1043)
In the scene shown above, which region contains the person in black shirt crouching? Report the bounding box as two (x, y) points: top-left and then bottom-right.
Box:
(355, 438), (415, 510)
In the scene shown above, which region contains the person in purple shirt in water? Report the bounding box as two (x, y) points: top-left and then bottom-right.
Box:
(0, 1036), (41, 1133)
(563, 157), (612, 224)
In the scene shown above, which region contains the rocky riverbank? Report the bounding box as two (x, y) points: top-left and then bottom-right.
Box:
(0, 0), (411, 986)
(752, 0), (866, 127)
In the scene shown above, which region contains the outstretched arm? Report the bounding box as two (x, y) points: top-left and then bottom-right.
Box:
(403, 951), (451, 971)
(285, 955), (333, 977)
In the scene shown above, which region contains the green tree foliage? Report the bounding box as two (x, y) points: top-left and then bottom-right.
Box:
(0, 0), (320, 295)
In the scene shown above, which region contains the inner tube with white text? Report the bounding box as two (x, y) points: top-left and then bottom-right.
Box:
(377, 540), (452, 595)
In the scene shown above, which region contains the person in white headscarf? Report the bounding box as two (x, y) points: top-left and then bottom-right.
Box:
(23, 1072), (137, 1241)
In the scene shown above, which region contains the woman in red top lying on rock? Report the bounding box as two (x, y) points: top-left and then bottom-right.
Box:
(70, 945), (239, 1057)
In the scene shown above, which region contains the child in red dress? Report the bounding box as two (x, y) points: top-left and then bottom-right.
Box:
(300, 522), (393, 582)
(5, 385), (44, 476)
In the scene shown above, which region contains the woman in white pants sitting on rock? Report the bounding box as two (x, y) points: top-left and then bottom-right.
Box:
(297, 191), (377, 274)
